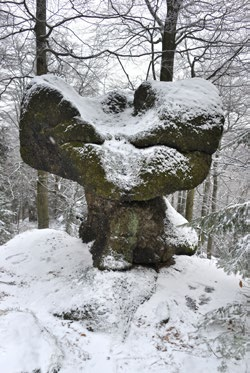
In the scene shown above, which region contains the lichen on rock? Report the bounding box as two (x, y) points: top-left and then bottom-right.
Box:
(19, 75), (224, 270)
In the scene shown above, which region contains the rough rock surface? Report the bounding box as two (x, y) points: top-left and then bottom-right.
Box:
(80, 193), (175, 269)
(19, 75), (224, 269)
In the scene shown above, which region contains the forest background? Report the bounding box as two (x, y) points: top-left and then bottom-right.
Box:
(0, 0), (248, 276)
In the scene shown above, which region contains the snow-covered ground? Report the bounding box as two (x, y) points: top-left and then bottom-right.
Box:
(0, 229), (248, 373)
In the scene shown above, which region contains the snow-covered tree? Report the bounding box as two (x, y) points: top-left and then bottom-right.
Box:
(193, 202), (249, 277)
(0, 125), (16, 243)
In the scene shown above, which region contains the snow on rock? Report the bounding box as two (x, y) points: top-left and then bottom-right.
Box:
(0, 229), (248, 373)
(19, 75), (223, 269)
(164, 198), (198, 254)
(20, 74), (223, 199)
(26, 75), (223, 136)
(149, 78), (224, 120)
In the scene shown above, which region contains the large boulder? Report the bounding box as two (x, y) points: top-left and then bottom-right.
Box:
(131, 80), (223, 155)
(20, 75), (224, 270)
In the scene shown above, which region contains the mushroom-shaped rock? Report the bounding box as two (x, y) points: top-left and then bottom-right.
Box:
(20, 75), (224, 270)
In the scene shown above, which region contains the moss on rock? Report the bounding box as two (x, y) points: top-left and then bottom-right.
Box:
(129, 150), (211, 201)
(133, 81), (156, 114)
(19, 75), (224, 270)
(129, 114), (224, 155)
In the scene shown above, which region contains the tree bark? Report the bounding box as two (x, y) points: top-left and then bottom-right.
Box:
(35, 0), (49, 228)
(52, 175), (60, 219)
(37, 170), (49, 229)
(198, 175), (211, 251)
(177, 190), (186, 216)
(160, 0), (183, 81)
(201, 175), (211, 217)
(207, 154), (219, 259)
(185, 188), (195, 222)
(36, 0), (47, 76)
(171, 193), (175, 207)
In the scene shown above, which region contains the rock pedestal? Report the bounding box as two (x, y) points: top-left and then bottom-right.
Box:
(19, 75), (224, 270)
(80, 192), (173, 269)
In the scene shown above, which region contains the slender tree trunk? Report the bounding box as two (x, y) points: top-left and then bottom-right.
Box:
(177, 191), (182, 214)
(171, 193), (175, 207)
(177, 190), (186, 216)
(52, 175), (60, 219)
(160, 0), (183, 81)
(201, 175), (211, 217)
(37, 171), (49, 229)
(36, 0), (47, 76)
(35, 0), (49, 228)
(207, 154), (219, 259)
(198, 175), (211, 252)
(185, 188), (195, 222)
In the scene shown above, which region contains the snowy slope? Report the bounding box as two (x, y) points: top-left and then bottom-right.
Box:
(0, 229), (248, 373)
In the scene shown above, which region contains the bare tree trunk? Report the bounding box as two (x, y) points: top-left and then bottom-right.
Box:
(36, 0), (47, 76)
(171, 193), (175, 207)
(198, 176), (211, 252)
(207, 155), (219, 259)
(177, 190), (186, 216)
(201, 175), (211, 217)
(52, 175), (60, 219)
(35, 0), (49, 228)
(145, 0), (183, 82)
(160, 0), (183, 81)
(37, 170), (49, 229)
(185, 188), (195, 222)
(177, 191), (182, 214)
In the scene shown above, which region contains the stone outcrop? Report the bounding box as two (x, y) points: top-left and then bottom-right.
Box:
(19, 75), (224, 270)
(80, 193), (174, 270)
